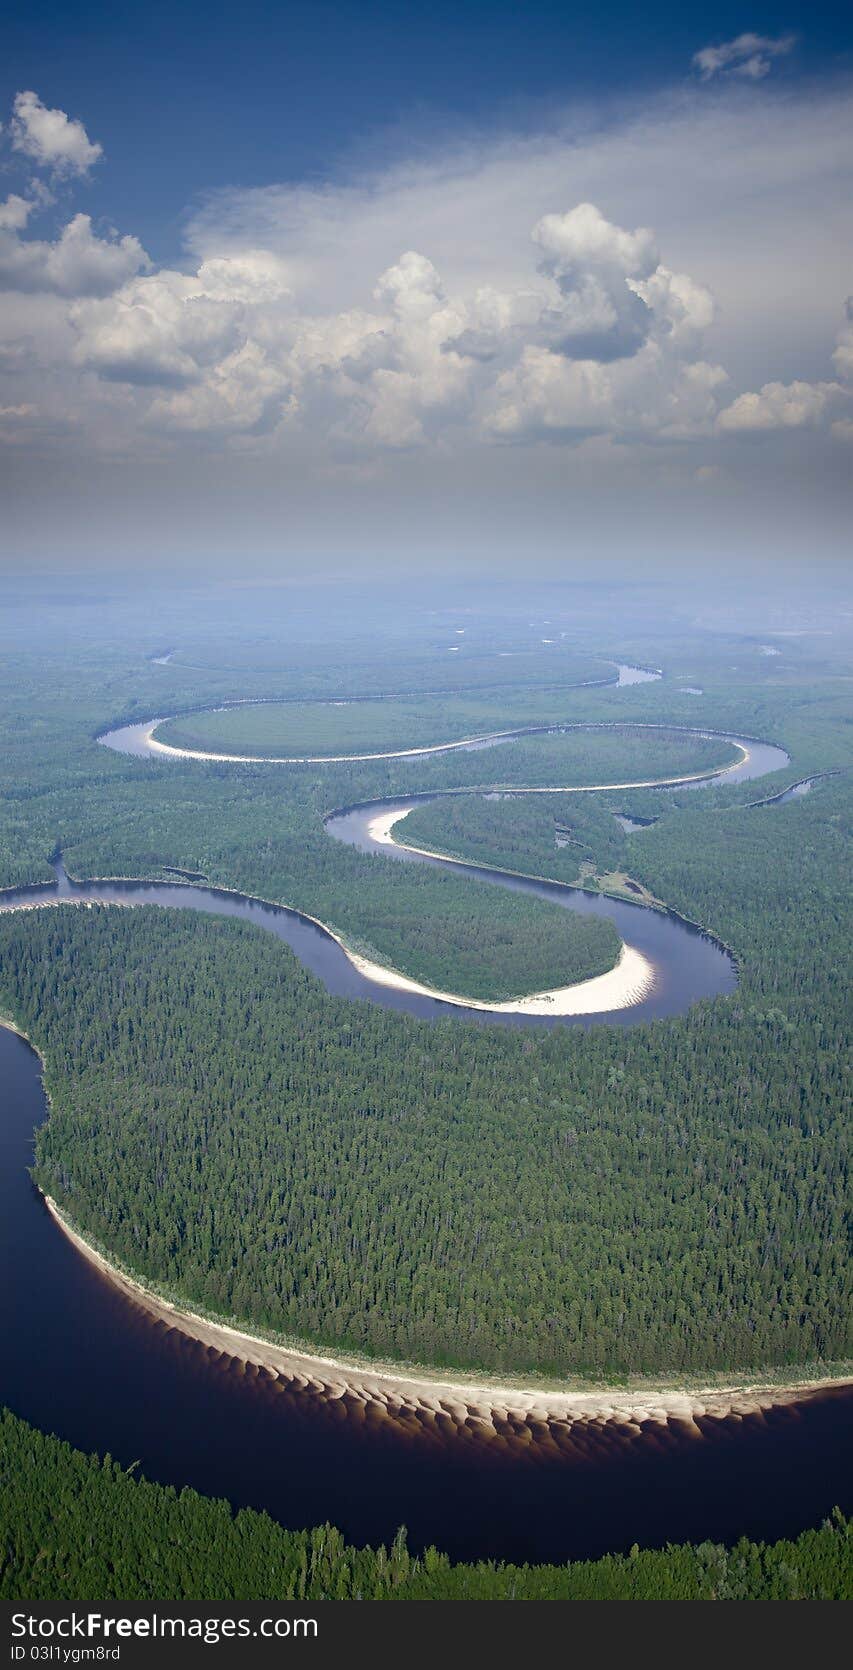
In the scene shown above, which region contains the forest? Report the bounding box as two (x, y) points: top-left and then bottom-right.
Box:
(0, 814), (847, 1376)
(397, 790), (633, 882)
(0, 603), (850, 1380)
(2, 1409), (849, 1600)
(155, 700), (740, 772)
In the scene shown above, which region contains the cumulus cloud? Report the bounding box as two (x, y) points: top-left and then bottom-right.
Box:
(147, 341), (291, 435)
(314, 208), (724, 448)
(716, 378), (842, 431)
(0, 195), (748, 451)
(0, 72), (850, 499)
(476, 206), (723, 442)
(0, 213), (149, 297)
(483, 348), (612, 440)
(532, 203), (658, 361)
(716, 301), (853, 434)
(70, 251), (295, 438)
(60, 200), (724, 449)
(0, 195), (33, 232)
(693, 33), (796, 82)
(10, 90), (103, 176)
(630, 266), (715, 348)
(534, 203), (657, 279)
(72, 271), (244, 385)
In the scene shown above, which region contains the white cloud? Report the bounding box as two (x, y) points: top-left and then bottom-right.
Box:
(716, 378), (844, 432)
(475, 207), (725, 442)
(70, 251), (295, 434)
(0, 195), (33, 232)
(0, 213), (149, 297)
(0, 72), (850, 504)
(483, 347), (613, 439)
(71, 270), (242, 385)
(10, 190), (829, 456)
(10, 90), (103, 176)
(534, 203), (657, 280)
(70, 251), (292, 391)
(716, 300), (853, 433)
(192, 250), (292, 305)
(531, 203), (659, 363)
(374, 249), (444, 316)
(693, 33), (796, 83)
(184, 78), (851, 408)
(147, 340), (291, 435)
(630, 265), (715, 348)
(63, 201), (722, 449)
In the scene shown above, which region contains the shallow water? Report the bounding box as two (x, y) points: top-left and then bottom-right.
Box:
(614, 813), (657, 833)
(615, 663), (662, 685)
(759, 778), (815, 805)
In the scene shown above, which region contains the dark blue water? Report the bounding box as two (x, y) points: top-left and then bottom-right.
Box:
(1, 1026), (849, 1566)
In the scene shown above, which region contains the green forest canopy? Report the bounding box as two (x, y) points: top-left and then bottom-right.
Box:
(2, 778), (847, 1378)
(0, 612), (850, 1383)
(2, 1409), (850, 1601)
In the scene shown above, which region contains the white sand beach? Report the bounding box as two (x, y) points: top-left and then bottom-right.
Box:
(44, 1195), (846, 1443)
(360, 805), (654, 1015)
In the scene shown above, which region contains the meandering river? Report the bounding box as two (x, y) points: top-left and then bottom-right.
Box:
(4, 699), (847, 1565)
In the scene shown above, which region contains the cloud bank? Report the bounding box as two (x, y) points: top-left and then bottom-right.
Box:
(0, 72), (850, 566)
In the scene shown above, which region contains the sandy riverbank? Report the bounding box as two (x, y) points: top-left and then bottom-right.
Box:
(44, 1196), (848, 1444)
(361, 804), (654, 1014)
(0, 865), (652, 1018)
(145, 720), (529, 766)
(141, 717), (749, 780)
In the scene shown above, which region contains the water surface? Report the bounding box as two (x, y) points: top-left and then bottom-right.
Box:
(0, 855), (737, 1030)
(1, 1025), (849, 1566)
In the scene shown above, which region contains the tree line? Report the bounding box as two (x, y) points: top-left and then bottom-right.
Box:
(2, 1409), (849, 1600)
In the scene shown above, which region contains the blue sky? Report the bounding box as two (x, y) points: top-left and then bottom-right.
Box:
(1, 3), (851, 572)
(3, 2), (850, 258)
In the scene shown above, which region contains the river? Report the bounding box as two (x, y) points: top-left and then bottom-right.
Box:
(2, 1027), (849, 1565)
(4, 704), (846, 1566)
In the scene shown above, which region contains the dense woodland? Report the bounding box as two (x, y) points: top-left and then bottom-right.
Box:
(157, 699), (740, 772)
(0, 799), (846, 1374)
(40, 732), (739, 1002)
(399, 790), (631, 881)
(2, 1410), (849, 1600)
(2, 719), (739, 1001)
(155, 692), (594, 756)
(0, 603), (850, 1380)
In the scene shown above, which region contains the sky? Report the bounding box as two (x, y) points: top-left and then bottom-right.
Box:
(1, 1), (852, 576)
